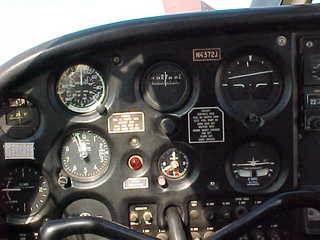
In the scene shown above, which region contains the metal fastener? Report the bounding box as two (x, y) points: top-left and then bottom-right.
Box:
(277, 36), (287, 47)
(306, 41), (314, 48)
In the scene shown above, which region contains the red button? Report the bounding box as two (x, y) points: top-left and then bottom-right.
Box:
(128, 155), (143, 170)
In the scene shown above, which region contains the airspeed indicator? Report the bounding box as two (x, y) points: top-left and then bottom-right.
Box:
(56, 64), (106, 113)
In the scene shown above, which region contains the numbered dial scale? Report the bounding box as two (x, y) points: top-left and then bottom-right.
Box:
(158, 148), (190, 179)
(227, 142), (281, 191)
(56, 64), (106, 113)
(60, 129), (111, 182)
(0, 166), (49, 217)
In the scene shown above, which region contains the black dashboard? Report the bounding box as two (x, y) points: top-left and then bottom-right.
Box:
(1, 4), (320, 240)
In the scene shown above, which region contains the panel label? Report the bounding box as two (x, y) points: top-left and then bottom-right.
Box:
(306, 94), (320, 107)
(108, 112), (145, 134)
(123, 177), (149, 190)
(4, 142), (35, 159)
(188, 107), (225, 144)
(192, 48), (221, 62)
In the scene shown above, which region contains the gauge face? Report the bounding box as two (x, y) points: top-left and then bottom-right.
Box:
(56, 64), (106, 113)
(63, 199), (112, 240)
(159, 148), (190, 179)
(141, 62), (191, 112)
(61, 129), (111, 182)
(216, 54), (283, 119)
(227, 142), (281, 191)
(0, 97), (40, 139)
(0, 166), (49, 217)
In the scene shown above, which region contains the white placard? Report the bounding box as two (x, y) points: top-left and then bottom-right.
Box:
(4, 142), (35, 160)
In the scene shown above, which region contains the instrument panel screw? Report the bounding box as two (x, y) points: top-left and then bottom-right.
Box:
(57, 175), (71, 189)
(277, 36), (287, 47)
(129, 137), (141, 148)
(306, 41), (314, 48)
(112, 56), (121, 65)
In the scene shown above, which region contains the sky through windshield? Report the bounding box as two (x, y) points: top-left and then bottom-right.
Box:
(0, 0), (252, 65)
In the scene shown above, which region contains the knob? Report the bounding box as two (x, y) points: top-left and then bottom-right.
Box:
(312, 65), (320, 79)
(143, 211), (153, 223)
(245, 113), (263, 129)
(129, 211), (139, 222)
(234, 206), (248, 219)
(160, 118), (176, 135)
(191, 232), (201, 240)
(268, 230), (281, 240)
(310, 117), (320, 129)
(203, 231), (214, 239)
(157, 175), (167, 187)
(220, 208), (232, 220)
(190, 210), (200, 220)
(238, 234), (249, 240)
(204, 210), (215, 222)
(156, 233), (169, 240)
(251, 230), (266, 240)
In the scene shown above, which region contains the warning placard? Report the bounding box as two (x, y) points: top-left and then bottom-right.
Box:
(108, 112), (145, 134)
(188, 107), (225, 144)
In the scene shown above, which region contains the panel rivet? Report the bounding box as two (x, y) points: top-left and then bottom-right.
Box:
(277, 36), (287, 47)
(112, 56), (121, 64)
(306, 41), (314, 48)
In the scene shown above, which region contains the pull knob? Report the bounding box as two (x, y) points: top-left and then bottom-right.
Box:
(143, 211), (153, 223)
(129, 211), (139, 223)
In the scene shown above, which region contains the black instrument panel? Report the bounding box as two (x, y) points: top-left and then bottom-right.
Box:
(1, 4), (320, 240)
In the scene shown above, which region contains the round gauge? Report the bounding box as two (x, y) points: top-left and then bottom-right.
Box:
(0, 166), (49, 217)
(216, 54), (283, 120)
(141, 62), (191, 112)
(0, 97), (40, 139)
(56, 64), (106, 113)
(159, 148), (190, 179)
(63, 199), (112, 240)
(61, 129), (111, 182)
(227, 141), (281, 191)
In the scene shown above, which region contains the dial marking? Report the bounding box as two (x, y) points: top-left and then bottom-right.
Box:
(1, 188), (22, 192)
(228, 70), (274, 80)
(255, 83), (268, 88)
(233, 83), (245, 88)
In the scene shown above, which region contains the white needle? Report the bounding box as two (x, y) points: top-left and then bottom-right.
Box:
(75, 135), (88, 159)
(228, 70), (274, 80)
(233, 162), (274, 167)
(80, 67), (83, 86)
(164, 72), (167, 87)
(2, 188), (22, 192)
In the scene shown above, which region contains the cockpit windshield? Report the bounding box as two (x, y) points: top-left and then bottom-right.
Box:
(0, 0), (282, 65)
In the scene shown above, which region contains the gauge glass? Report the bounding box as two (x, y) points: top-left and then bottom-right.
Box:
(141, 62), (191, 112)
(217, 54), (283, 118)
(228, 141), (281, 190)
(63, 199), (112, 240)
(61, 129), (111, 182)
(159, 148), (190, 179)
(0, 166), (49, 217)
(56, 64), (106, 113)
(0, 97), (40, 139)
